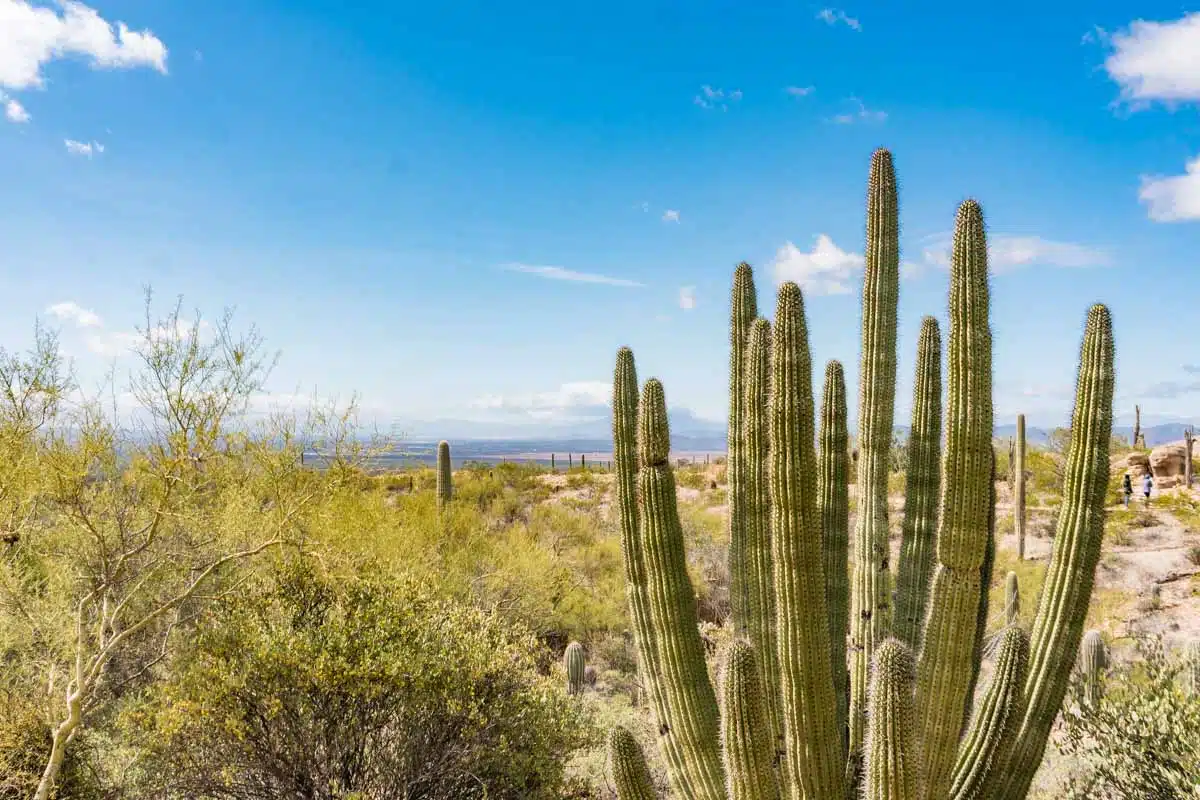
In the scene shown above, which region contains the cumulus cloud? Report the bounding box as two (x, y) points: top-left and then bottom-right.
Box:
(919, 234), (1111, 273)
(3, 95), (29, 122)
(1101, 12), (1200, 107)
(771, 234), (864, 295)
(816, 8), (861, 30)
(1138, 155), (1200, 222)
(45, 299), (209, 357)
(64, 138), (103, 157)
(694, 85), (742, 111)
(501, 263), (645, 288)
(679, 286), (696, 310)
(47, 301), (102, 327)
(470, 381), (612, 421)
(0, 0), (168, 92)
(662, 209), (680, 223)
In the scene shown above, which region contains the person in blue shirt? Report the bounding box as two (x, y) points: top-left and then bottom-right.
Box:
(1142, 472), (1153, 507)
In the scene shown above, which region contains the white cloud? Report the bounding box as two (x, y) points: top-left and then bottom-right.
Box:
(1138, 155), (1200, 222)
(501, 263), (645, 288)
(816, 8), (861, 30)
(785, 85), (815, 97)
(1101, 13), (1200, 107)
(771, 234), (864, 295)
(470, 380), (612, 420)
(679, 286), (696, 310)
(919, 233), (1111, 272)
(0, 0), (168, 92)
(46, 301), (102, 327)
(694, 85), (742, 111)
(662, 209), (680, 223)
(3, 96), (29, 122)
(830, 97), (886, 124)
(64, 138), (103, 157)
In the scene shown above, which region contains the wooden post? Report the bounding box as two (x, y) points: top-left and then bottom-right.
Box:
(1015, 414), (1027, 561)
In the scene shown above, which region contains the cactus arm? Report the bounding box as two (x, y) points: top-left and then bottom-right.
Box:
(863, 639), (920, 800)
(818, 359), (851, 746)
(914, 199), (994, 800)
(770, 282), (846, 800)
(610, 726), (661, 800)
(894, 317), (943, 650)
(948, 626), (1030, 800)
(636, 378), (728, 799)
(993, 304), (1114, 800)
(849, 148), (902, 769)
(721, 642), (782, 800)
(728, 264), (759, 639)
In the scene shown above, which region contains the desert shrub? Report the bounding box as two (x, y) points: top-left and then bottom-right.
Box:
(121, 561), (593, 800)
(1057, 636), (1200, 799)
(0, 692), (103, 800)
(675, 467), (709, 490)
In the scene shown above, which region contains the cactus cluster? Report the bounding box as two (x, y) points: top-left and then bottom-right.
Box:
(608, 148), (1116, 800)
(436, 440), (453, 508)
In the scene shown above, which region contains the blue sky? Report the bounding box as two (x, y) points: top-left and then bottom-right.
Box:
(1, 0), (1198, 436)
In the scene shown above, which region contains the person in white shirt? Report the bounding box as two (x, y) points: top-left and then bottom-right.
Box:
(1142, 472), (1153, 507)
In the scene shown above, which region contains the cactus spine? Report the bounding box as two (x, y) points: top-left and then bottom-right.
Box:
(864, 639), (919, 800)
(608, 149), (1115, 800)
(744, 318), (784, 776)
(1015, 415), (1027, 561)
(1004, 572), (1020, 626)
(721, 642), (781, 800)
(895, 317), (943, 650)
(850, 148), (901, 767)
(728, 263), (759, 639)
(770, 282), (847, 799)
(610, 726), (659, 800)
(565, 641), (586, 696)
(436, 440), (452, 508)
(819, 360), (850, 743)
(994, 303), (1114, 800)
(1078, 630), (1107, 708)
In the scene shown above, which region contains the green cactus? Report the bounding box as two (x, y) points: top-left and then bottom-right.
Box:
(565, 641), (586, 696)
(744, 318), (784, 776)
(728, 263), (759, 640)
(435, 440), (452, 508)
(864, 639), (918, 800)
(849, 147), (901, 769)
(894, 317), (942, 650)
(1014, 415), (1027, 560)
(721, 642), (780, 800)
(610, 726), (659, 800)
(1183, 641), (1200, 696)
(818, 359), (850, 743)
(607, 149), (1115, 800)
(1004, 572), (1020, 626)
(1078, 630), (1108, 708)
(949, 626), (1030, 800)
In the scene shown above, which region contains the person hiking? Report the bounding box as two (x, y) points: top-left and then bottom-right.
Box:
(1142, 472), (1153, 507)
(1123, 473), (1133, 508)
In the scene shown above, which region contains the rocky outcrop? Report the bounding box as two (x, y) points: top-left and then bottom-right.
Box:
(1112, 450), (1151, 480)
(1149, 442), (1189, 489)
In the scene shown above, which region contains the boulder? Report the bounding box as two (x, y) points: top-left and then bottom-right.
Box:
(1112, 451), (1151, 480)
(1149, 442), (1188, 489)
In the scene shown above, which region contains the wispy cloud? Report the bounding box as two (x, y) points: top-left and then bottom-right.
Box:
(45, 300), (210, 357)
(470, 380), (612, 421)
(785, 85), (815, 98)
(1143, 378), (1200, 400)
(662, 209), (681, 223)
(919, 233), (1111, 272)
(501, 263), (645, 288)
(679, 286), (696, 310)
(2, 94), (29, 123)
(1184, 364), (1200, 375)
(0, 0), (168, 91)
(47, 301), (102, 328)
(829, 97), (887, 124)
(64, 138), (104, 157)
(771, 234), (864, 295)
(694, 85), (742, 111)
(816, 8), (861, 30)
(1100, 12), (1200, 108)
(1138, 155), (1200, 222)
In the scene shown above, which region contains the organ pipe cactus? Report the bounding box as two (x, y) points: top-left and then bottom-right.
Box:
(819, 360), (850, 742)
(565, 641), (586, 696)
(728, 263), (759, 640)
(609, 148), (1115, 800)
(435, 440), (452, 508)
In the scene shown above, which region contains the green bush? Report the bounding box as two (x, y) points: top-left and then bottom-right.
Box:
(121, 561), (594, 799)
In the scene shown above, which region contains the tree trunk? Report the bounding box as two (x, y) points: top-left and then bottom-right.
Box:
(34, 692), (83, 800)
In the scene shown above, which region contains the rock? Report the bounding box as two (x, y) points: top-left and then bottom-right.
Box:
(1149, 442), (1188, 489)
(1113, 451), (1151, 480)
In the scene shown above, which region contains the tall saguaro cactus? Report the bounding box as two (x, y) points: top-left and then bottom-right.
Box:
(609, 149), (1115, 800)
(849, 148), (902, 765)
(895, 317), (943, 650)
(1015, 415), (1027, 560)
(436, 440), (453, 508)
(819, 360), (850, 741)
(728, 263), (759, 639)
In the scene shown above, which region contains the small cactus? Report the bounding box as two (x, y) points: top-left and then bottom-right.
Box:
(565, 641), (586, 696)
(610, 726), (658, 800)
(1078, 630), (1108, 708)
(435, 440), (452, 508)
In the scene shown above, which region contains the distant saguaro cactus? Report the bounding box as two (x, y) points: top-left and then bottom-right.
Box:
(436, 440), (452, 509)
(607, 147), (1116, 800)
(1015, 414), (1027, 560)
(565, 641), (586, 696)
(1079, 630), (1108, 708)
